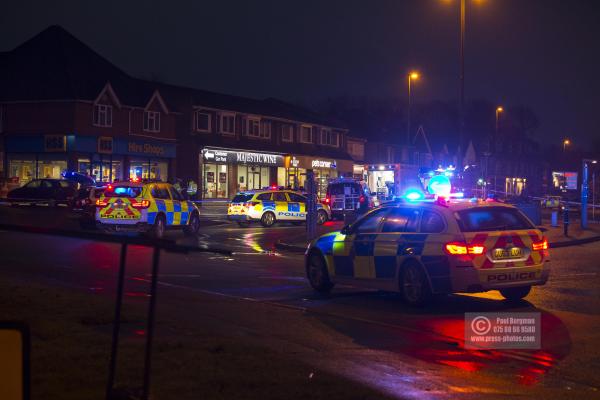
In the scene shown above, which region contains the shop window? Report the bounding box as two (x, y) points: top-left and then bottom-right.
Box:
(320, 129), (338, 147)
(246, 118), (261, 137)
(204, 164), (228, 198)
(219, 113), (235, 135)
(93, 104), (113, 127)
(300, 125), (313, 143)
(259, 121), (271, 139)
(196, 111), (212, 132)
(281, 125), (293, 142)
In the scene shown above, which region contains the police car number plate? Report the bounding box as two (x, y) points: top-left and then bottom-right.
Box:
(493, 247), (523, 260)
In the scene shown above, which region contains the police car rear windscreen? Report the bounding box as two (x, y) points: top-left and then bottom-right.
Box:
(104, 186), (143, 198)
(455, 207), (535, 232)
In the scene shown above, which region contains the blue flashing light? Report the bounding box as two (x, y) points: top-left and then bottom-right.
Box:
(405, 189), (425, 201)
(427, 175), (452, 196)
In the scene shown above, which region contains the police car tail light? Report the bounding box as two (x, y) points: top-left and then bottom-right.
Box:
(131, 199), (150, 209)
(532, 237), (548, 251)
(244, 201), (259, 208)
(445, 242), (485, 256)
(95, 199), (108, 207)
(324, 196), (330, 204)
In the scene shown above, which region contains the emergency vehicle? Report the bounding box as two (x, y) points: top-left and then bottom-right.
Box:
(305, 197), (550, 306)
(324, 178), (377, 219)
(227, 189), (330, 227)
(95, 181), (201, 238)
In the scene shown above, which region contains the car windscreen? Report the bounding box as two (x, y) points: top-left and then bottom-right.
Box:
(231, 194), (253, 203)
(328, 183), (361, 195)
(455, 206), (535, 232)
(104, 186), (143, 198)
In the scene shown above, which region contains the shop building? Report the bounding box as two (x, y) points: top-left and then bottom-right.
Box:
(177, 97), (353, 200)
(0, 26), (179, 185)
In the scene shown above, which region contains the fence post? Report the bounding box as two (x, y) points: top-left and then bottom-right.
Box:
(106, 243), (127, 400)
(141, 246), (161, 400)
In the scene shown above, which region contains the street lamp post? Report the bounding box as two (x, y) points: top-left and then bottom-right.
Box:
(495, 106), (503, 137)
(581, 158), (597, 229)
(407, 71), (419, 145)
(563, 138), (570, 152)
(458, 0), (465, 170)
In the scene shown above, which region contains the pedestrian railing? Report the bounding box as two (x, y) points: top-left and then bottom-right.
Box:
(0, 222), (232, 400)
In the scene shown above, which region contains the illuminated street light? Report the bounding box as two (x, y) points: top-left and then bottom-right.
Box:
(563, 138), (571, 152)
(495, 106), (503, 136)
(407, 71), (420, 144)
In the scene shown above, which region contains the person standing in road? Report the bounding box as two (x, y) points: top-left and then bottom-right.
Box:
(187, 179), (198, 201)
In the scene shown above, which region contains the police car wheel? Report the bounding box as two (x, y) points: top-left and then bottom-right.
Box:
(152, 215), (166, 239)
(400, 262), (432, 306)
(316, 210), (328, 225)
(306, 252), (333, 293)
(184, 212), (200, 236)
(261, 212), (276, 227)
(499, 286), (531, 301)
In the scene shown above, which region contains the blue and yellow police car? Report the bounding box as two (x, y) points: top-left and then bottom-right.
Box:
(95, 181), (200, 238)
(305, 198), (550, 306)
(227, 189), (330, 227)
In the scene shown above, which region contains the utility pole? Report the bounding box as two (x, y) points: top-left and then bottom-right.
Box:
(458, 0), (466, 170)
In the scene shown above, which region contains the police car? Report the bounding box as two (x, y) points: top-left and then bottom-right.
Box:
(305, 198), (550, 306)
(227, 189), (330, 227)
(95, 181), (201, 238)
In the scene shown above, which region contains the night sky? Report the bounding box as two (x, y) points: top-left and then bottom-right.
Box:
(2, 0), (600, 146)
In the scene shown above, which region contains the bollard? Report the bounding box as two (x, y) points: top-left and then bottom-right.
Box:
(551, 210), (558, 227)
(563, 205), (570, 237)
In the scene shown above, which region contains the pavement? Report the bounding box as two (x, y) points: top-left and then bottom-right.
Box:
(275, 220), (600, 253)
(3, 207), (600, 398)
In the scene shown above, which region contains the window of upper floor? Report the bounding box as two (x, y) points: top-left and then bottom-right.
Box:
(144, 111), (160, 132)
(246, 117), (260, 137)
(219, 113), (235, 135)
(320, 129), (339, 147)
(281, 124), (293, 142)
(195, 111), (211, 132)
(93, 104), (113, 127)
(259, 120), (271, 139)
(300, 125), (313, 144)
(348, 141), (365, 158)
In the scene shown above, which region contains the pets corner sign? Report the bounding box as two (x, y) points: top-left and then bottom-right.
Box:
(311, 159), (337, 169)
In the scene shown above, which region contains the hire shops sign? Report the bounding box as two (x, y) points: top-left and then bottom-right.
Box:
(203, 148), (284, 167)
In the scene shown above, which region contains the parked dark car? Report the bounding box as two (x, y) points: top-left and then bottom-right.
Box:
(7, 179), (78, 207)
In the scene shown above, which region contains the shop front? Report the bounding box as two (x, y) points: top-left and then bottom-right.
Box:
(4, 134), (176, 185)
(283, 155), (353, 197)
(200, 147), (285, 199)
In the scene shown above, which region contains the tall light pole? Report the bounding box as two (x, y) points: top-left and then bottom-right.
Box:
(407, 71), (420, 145)
(563, 138), (571, 152)
(495, 106), (503, 136)
(582, 158), (597, 229)
(459, 0), (466, 170)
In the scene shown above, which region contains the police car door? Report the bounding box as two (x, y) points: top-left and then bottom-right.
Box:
(168, 185), (188, 226)
(272, 191), (290, 220)
(331, 208), (388, 284)
(372, 207), (421, 290)
(287, 192), (307, 221)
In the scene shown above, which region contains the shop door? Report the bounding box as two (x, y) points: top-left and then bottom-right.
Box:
(247, 169), (261, 190)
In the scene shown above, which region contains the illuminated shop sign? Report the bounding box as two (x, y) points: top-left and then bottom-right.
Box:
(203, 148), (284, 166)
(311, 159), (337, 169)
(128, 142), (165, 156)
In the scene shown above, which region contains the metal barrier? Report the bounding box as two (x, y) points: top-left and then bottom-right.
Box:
(0, 223), (231, 400)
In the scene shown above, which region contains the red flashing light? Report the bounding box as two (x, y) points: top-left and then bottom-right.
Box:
(324, 197), (330, 204)
(445, 242), (485, 256)
(131, 199), (150, 209)
(359, 195), (365, 203)
(107, 184), (113, 191)
(532, 237), (548, 251)
(270, 185), (277, 190)
(131, 176), (140, 183)
(244, 201), (259, 207)
(95, 199), (108, 207)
